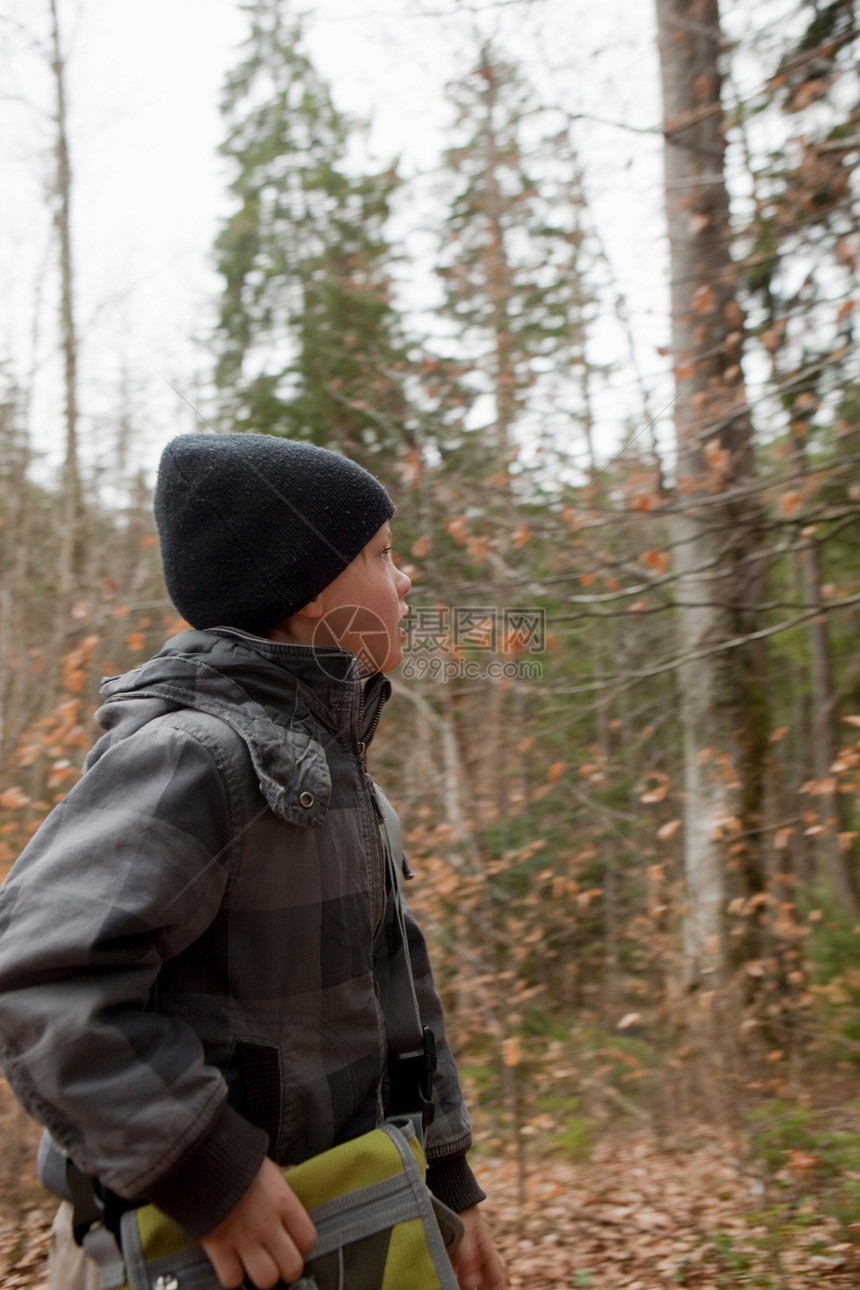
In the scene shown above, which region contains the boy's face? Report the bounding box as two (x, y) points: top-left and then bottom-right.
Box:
(312, 522), (412, 675)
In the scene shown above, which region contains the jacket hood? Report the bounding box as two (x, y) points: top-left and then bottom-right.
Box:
(89, 629), (390, 828)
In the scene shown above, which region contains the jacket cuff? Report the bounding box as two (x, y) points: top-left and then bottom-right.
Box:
(426, 1154), (486, 1213)
(144, 1102), (269, 1239)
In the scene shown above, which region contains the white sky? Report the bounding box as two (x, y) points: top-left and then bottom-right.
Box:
(0, 0), (672, 491)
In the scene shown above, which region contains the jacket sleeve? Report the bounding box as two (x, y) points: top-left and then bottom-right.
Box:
(0, 720), (268, 1237)
(399, 897), (486, 1212)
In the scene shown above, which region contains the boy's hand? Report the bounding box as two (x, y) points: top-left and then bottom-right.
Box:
(450, 1206), (507, 1290)
(200, 1158), (317, 1289)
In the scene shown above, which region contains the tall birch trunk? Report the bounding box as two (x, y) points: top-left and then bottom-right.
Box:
(49, 0), (83, 633)
(656, 0), (769, 990)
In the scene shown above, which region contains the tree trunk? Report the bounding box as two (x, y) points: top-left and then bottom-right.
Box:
(49, 0), (83, 637)
(791, 428), (859, 914)
(655, 0), (769, 990)
(0, 393), (30, 761)
(476, 54), (517, 483)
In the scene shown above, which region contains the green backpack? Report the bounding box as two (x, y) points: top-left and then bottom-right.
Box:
(113, 1117), (462, 1290)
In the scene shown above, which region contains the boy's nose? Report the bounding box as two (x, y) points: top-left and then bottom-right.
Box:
(395, 564), (412, 598)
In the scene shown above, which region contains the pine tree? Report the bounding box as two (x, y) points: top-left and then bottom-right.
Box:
(435, 44), (593, 495)
(213, 0), (412, 466)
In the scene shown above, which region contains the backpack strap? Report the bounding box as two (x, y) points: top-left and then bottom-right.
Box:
(372, 783), (436, 1137)
(65, 1159), (126, 1286)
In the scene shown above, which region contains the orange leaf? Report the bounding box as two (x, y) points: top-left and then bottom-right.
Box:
(467, 535), (490, 566)
(445, 515), (468, 546)
(786, 1148), (818, 1174)
(400, 449), (421, 488)
(502, 1036), (522, 1067)
(632, 493), (656, 512)
(641, 784), (668, 804)
(703, 441), (731, 472)
(641, 549), (670, 574)
(577, 887), (603, 910)
(0, 787), (31, 810)
(692, 284), (716, 315)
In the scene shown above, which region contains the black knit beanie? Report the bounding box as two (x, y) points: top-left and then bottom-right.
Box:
(154, 433), (395, 635)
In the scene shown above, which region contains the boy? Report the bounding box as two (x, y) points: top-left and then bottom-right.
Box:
(0, 433), (505, 1290)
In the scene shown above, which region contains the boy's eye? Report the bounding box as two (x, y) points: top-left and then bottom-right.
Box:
(379, 545), (393, 559)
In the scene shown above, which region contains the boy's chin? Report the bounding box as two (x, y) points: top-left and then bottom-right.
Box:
(365, 645), (403, 676)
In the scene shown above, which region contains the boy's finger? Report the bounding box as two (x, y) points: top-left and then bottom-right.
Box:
(452, 1222), (507, 1290)
(240, 1246), (280, 1290)
(486, 1251), (508, 1289)
(202, 1243), (244, 1290)
(487, 1248), (509, 1289)
(479, 1236), (507, 1289)
(452, 1248), (482, 1289)
(266, 1225), (308, 1284)
(279, 1191), (317, 1255)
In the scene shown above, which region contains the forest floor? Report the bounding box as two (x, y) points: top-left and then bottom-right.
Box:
(3, 1095), (859, 1290)
(479, 1124), (860, 1289)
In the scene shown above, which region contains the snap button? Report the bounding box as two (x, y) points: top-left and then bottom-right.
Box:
(299, 791), (315, 808)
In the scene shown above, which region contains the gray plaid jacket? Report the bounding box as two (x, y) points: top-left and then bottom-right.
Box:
(0, 629), (475, 1237)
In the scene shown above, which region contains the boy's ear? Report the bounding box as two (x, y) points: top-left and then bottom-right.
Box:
(292, 594), (324, 621)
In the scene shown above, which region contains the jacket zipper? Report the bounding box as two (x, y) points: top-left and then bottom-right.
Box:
(357, 682), (385, 760)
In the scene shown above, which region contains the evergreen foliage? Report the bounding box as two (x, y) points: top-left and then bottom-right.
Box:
(213, 0), (411, 465)
(436, 44), (593, 471)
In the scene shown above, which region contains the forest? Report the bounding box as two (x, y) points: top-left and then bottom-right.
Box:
(2, 0), (860, 1285)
